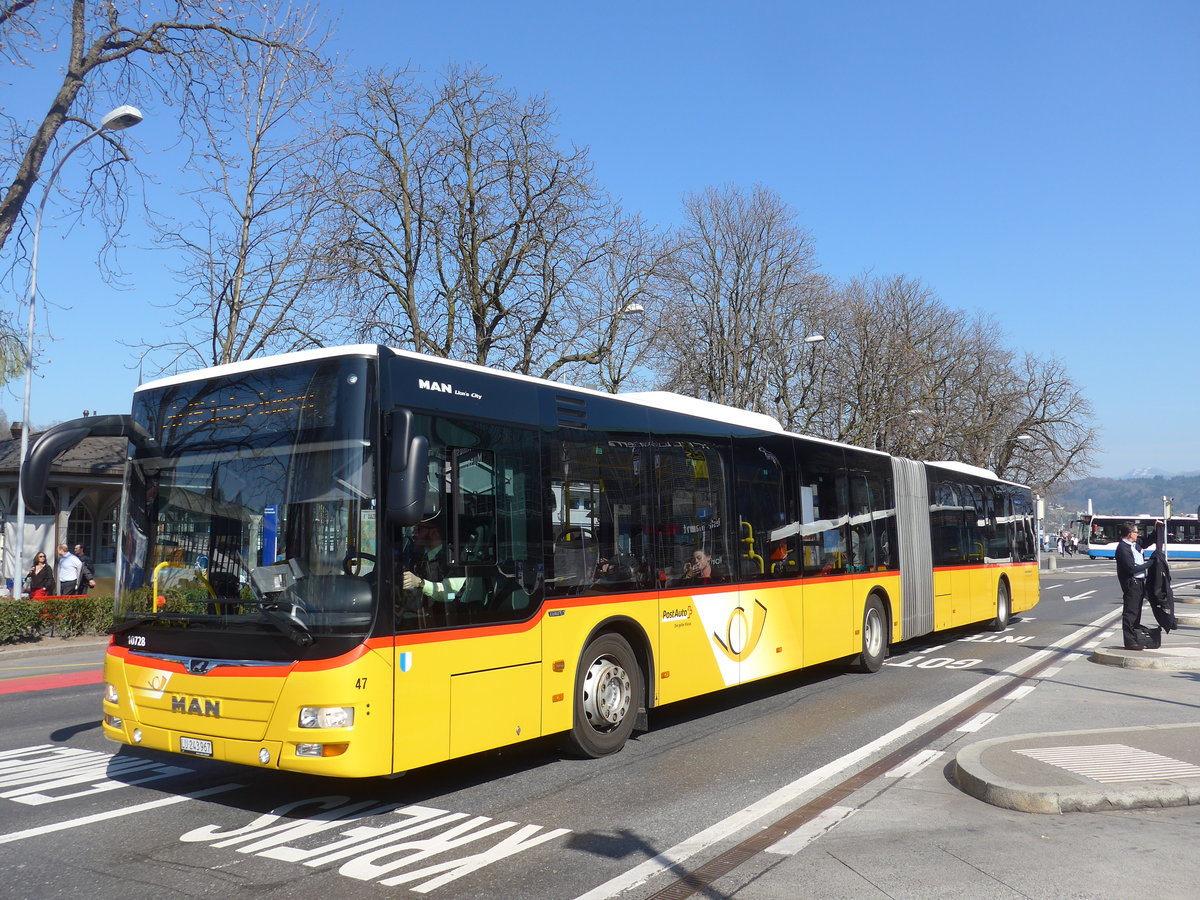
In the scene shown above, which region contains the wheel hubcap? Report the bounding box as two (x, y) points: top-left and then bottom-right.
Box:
(865, 608), (883, 656)
(582, 655), (631, 729)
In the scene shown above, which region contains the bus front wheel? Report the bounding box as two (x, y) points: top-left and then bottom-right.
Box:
(565, 633), (641, 758)
(853, 596), (887, 673)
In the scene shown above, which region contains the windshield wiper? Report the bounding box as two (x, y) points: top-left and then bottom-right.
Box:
(259, 603), (314, 648)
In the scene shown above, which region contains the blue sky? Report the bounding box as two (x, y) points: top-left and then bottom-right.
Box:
(3, 1), (1197, 478)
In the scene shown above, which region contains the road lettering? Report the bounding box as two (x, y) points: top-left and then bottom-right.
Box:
(0, 745), (192, 805)
(181, 796), (571, 892)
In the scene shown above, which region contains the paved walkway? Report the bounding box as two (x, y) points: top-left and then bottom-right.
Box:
(700, 606), (1200, 898)
(952, 609), (1200, 814)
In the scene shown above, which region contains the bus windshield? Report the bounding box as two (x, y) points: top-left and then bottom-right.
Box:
(116, 356), (378, 658)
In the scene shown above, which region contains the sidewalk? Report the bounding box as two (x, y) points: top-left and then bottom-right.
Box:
(952, 606), (1200, 814)
(714, 606), (1200, 899)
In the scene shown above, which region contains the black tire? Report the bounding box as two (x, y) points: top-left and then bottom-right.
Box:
(852, 595), (888, 673)
(989, 580), (1011, 632)
(564, 633), (641, 758)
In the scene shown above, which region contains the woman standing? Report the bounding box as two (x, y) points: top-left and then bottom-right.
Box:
(26, 551), (54, 598)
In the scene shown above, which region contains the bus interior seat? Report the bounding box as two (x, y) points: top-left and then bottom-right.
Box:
(553, 527), (599, 591)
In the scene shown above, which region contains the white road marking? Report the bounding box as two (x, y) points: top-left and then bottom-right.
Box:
(1016, 745), (1200, 782)
(0, 783), (242, 844)
(885, 749), (943, 779)
(1004, 684), (1036, 700)
(575, 607), (1123, 900)
(957, 713), (996, 733)
(1063, 590), (1096, 602)
(764, 805), (857, 855)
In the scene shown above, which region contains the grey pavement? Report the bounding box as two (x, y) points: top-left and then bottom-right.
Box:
(7, 604), (1200, 898)
(953, 606), (1200, 815)
(715, 606), (1200, 899)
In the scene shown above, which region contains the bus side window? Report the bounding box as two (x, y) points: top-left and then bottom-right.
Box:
(653, 440), (734, 587)
(796, 443), (847, 576)
(732, 436), (797, 582)
(548, 431), (652, 597)
(930, 479), (963, 566)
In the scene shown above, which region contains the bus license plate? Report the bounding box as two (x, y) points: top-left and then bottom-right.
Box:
(180, 736), (213, 757)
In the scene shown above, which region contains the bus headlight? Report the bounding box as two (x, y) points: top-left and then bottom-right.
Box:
(299, 707), (354, 729)
(104, 682), (119, 704)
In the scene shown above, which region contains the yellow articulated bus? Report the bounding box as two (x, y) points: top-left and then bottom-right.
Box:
(23, 345), (1038, 777)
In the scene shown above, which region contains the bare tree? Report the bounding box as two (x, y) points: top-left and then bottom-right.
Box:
(656, 184), (824, 411)
(810, 274), (977, 453)
(328, 65), (635, 377)
(0, 0), (325, 267)
(0, 323), (24, 384)
(977, 353), (1098, 490)
(794, 272), (1097, 489)
(136, 11), (340, 373)
(538, 212), (675, 391)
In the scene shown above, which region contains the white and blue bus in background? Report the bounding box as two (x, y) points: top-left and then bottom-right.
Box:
(1080, 513), (1200, 560)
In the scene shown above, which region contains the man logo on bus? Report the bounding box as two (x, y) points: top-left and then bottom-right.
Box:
(712, 599), (767, 662)
(172, 695), (221, 717)
(418, 378), (453, 394)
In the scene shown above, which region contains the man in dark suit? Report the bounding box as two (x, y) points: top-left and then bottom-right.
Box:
(1115, 521), (1159, 649)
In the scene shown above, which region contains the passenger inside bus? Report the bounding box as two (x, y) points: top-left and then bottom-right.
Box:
(674, 548), (726, 586)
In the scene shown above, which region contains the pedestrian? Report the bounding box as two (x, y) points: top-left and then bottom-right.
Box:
(25, 551), (54, 598)
(72, 543), (96, 595)
(55, 543), (84, 596)
(1115, 521), (1160, 650)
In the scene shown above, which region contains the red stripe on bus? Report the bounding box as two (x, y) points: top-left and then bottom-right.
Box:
(103, 561), (1026, 660)
(0, 669), (103, 695)
(933, 562), (1037, 573)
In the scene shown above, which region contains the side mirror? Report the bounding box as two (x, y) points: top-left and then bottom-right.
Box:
(386, 409), (430, 526)
(21, 414), (157, 513)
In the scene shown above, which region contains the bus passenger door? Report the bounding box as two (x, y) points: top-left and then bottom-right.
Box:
(653, 440), (741, 701)
(797, 451), (855, 666)
(391, 421), (545, 771)
(929, 478), (969, 629)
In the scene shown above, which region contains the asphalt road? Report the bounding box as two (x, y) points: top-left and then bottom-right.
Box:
(2, 557), (1196, 899)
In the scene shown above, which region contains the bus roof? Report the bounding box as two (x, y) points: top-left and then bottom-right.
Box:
(134, 343), (938, 469)
(927, 459), (1027, 488)
(1088, 513), (1197, 520)
(136, 344), (794, 437)
(135, 344), (383, 393)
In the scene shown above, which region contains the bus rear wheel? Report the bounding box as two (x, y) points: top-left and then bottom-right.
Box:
(565, 633), (641, 758)
(853, 596), (887, 673)
(990, 581), (1011, 632)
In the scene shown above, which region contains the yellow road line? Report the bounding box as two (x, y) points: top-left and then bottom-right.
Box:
(0, 663), (99, 673)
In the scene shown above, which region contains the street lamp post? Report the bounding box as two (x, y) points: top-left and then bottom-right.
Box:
(10, 105), (143, 598)
(985, 433), (1033, 471)
(874, 408), (926, 451)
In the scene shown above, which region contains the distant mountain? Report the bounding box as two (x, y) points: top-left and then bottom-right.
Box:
(1121, 466), (1173, 479)
(1049, 473), (1200, 519)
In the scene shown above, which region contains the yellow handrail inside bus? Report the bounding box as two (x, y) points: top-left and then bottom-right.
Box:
(151, 561), (214, 610)
(740, 521), (764, 574)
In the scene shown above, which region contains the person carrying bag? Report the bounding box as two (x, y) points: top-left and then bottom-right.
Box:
(25, 551), (54, 599)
